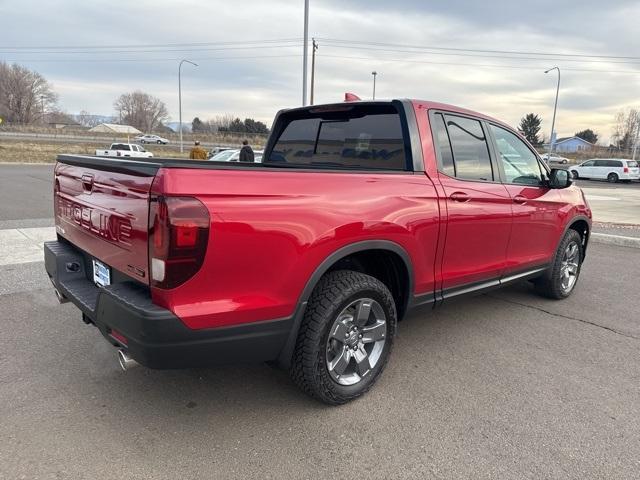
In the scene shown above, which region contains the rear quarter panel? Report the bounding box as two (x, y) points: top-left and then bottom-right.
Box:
(151, 168), (440, 329)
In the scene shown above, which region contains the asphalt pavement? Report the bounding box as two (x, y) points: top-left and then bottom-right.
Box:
(1, 164), (639, 479)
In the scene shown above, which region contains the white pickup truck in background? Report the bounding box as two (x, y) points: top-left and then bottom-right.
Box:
(95, 143), (154, 158)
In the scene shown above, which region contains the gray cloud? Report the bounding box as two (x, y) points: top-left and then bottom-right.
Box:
(1, 0), (638, 141)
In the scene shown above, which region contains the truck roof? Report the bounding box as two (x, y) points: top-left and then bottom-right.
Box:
(279, 98), (512, 131)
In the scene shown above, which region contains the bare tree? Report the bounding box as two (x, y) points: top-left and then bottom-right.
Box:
(75, 110), (102, 128)
(0, 62), (58, 124)
(209, 113), (235, 132)
(611, 108), (640, 152)
(113, 91), (169, 132)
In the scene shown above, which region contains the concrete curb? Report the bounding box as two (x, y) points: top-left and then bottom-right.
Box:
(591, 233), (640, 249)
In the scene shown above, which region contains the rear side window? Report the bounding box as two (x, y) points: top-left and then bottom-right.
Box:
(266, 105), (408, 170)
(442, 114), (493, 181)
(432, 114), (455, 176)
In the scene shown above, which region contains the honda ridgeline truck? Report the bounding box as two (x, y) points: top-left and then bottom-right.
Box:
(46, 99), (591, 405)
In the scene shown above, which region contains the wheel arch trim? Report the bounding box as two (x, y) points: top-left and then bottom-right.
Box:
(277, 240), (415, 368)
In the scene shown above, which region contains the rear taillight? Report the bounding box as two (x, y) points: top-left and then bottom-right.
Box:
(623, 167), (629, 173)
(148, 196), (209, 289)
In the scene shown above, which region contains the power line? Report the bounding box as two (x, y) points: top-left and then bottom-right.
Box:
(0, 44), (302, 55)
(319, 54), (640, 75)
(317, 38), (640, 61)
(320, 43), (640, 66)
(2, 54), (302, 63)
(0, 38), (303, 50)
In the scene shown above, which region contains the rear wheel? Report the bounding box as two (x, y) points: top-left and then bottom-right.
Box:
(290, 270), (396, 405)
(157, 140), (162, 144)
(607, 172), (619, 183)
(571, 170), (579, 179)
(535, 229), (583, 299)
(140, 140), (146, 144)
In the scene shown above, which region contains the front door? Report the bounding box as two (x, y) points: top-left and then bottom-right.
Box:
(431, 113), (513, 291)
(488, 123), (567, 272)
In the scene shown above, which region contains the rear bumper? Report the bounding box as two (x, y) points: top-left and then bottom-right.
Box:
(44, 240), (292, 369)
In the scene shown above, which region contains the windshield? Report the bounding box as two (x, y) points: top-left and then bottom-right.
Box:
(627, 161), (638, 168)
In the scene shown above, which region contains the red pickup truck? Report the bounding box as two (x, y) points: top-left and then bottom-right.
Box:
(45, 99), (591, 405)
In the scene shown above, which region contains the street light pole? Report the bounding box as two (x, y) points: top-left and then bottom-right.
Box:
(178, 59), (198, 154)
(302, 0), (310, 106)
(371, 71), (377, 100)
(545, 66), (560, 156)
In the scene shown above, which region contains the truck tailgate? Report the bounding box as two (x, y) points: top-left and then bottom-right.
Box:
(54, 157), (158, 284)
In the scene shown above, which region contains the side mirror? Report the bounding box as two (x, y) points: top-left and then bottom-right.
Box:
(548, 168), (572, 189)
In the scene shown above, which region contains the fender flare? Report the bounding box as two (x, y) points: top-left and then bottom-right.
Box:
(277, 240), (414, 368)
(560, 214), (591, 258)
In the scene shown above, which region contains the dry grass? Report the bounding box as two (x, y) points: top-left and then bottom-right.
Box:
(0, 140), (193, 163)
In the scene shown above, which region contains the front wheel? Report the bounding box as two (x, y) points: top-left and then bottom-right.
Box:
(607, 172), (619, 183)
(157, 140), (162, 144)
(571, 170), (579, 179)
(535, 229), (583, 299)
(140, 140), (146, 144)
(290, 270), (396, 405)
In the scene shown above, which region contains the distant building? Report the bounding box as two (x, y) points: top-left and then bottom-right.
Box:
(545, 136), (595, 153)
(89, 123), (142, 134)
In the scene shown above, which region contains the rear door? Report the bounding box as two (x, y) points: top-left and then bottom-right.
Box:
(54, 159), (157, 284)
(430, 112), (513, 291)
(488, 123), (566, 271)
(592, 160), (610, 179)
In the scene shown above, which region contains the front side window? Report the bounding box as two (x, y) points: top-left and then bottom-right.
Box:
(490, 124), (543, 185)
(581, 160), (595, 167)
(444, 115), (493, 181)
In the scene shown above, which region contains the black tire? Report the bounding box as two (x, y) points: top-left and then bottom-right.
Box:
(140, 140), (146, 144)
(571, 170), (579, 179)
(290, 270), (397, 405)
(607, 172), (619, 183)
(535, 229), (583, 299)
(157, 140), (162, 144)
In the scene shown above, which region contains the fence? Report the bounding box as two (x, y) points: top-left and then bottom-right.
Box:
(0, 124), (269, 148)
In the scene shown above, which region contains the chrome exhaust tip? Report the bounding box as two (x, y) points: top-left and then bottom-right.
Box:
(51, 282), (69, 304)
(117, 349), (138, 371)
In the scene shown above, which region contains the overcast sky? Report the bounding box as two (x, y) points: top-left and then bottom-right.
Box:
(2, 0), (638, 141)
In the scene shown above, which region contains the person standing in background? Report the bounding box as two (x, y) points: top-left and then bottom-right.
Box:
(239, 140), (255, 163)
(189, 141), (208, 160)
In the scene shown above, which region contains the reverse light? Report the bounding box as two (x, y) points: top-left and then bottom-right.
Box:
(149, 196), (209, 289)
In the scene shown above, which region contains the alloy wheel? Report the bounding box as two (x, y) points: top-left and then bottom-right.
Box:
(325, 298), (387, 386)
(560, 241), (580, 293)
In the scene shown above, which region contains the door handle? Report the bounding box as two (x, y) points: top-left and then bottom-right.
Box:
(450, 192), (470, 202)
(513, 195), (527, 204)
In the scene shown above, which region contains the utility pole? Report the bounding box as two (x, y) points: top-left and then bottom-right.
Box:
(40, 95), (45, 124)
(302, 0), (310, 106)
(178, 59), (198, 153)
(545, 67), (560, 156)
(310, 38), (318, 105)
(372, 71), (377, 100)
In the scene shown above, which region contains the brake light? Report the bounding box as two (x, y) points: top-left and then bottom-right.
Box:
(623, 167), (629, 173)
(148, 196), (209, 289)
